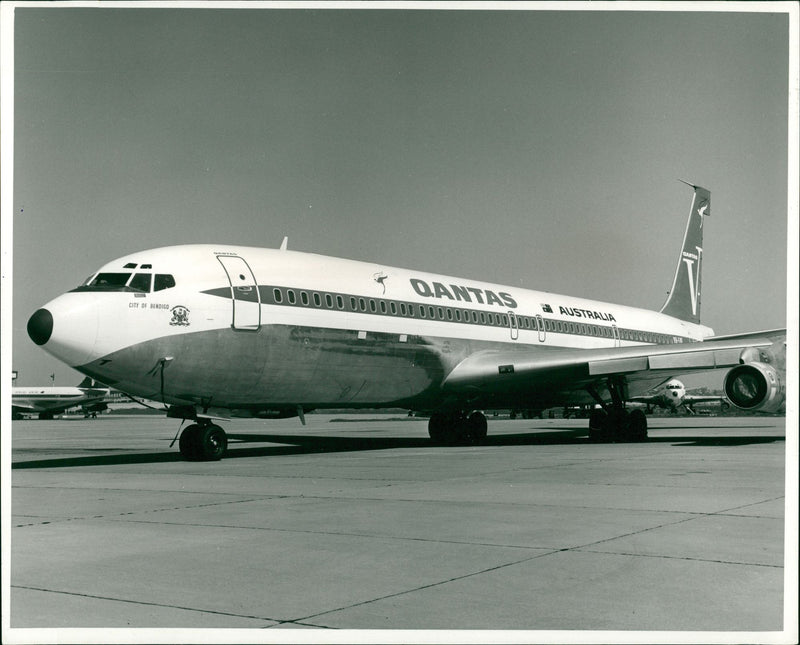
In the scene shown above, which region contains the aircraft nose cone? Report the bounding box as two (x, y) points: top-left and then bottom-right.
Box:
(27, 308), (54, 345)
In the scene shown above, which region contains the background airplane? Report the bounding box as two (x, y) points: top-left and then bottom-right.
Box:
(11, 377), (111, 420)
(629, 378), (730, 414)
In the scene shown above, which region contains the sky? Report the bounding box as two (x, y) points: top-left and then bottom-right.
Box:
(2, 2), (796, 387)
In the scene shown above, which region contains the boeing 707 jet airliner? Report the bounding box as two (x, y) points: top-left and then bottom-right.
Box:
(27, 183), (786, 460)
(628, 379), (731, 414)
(12, 377), (110, 420)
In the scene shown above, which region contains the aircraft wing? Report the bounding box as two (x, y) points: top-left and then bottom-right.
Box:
(442, 333), (783, 401)
(682, 394), (728, 404)
(627, 394), (661, 405)
(12, 401), (76, 415)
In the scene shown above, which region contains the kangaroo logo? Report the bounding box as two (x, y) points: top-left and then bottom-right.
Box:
(697, 201), (709, 228)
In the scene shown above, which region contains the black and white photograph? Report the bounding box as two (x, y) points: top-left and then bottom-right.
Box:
(1, 1), (797, 643)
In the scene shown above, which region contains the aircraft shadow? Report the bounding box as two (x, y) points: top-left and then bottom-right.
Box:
(11, 427), (783, 469)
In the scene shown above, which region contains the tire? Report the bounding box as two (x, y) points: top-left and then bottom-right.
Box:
(588, 410), (609, 442)
(197, 424), (227, 461)
(428, 412), (449, 444)
(179, 424), (203, 460)
(467, 411), (488, 442)
(626, 409), (648, 442)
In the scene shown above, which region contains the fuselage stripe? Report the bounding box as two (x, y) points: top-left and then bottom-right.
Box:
(201, 285), (693, 345)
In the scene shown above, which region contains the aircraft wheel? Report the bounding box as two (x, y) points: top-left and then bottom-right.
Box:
(626, 409), (648, 442)
(588, 410), (609, 442)
(467, 411), (488, 442)
(198, 424), (228, 461)
(179, 424), (203, 460)
(428, 412), (451, 444)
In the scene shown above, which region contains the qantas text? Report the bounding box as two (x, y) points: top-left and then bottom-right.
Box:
(410, 279), (517, 308)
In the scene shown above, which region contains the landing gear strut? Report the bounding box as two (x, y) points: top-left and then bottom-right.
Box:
(428, 410), (488, 445)
(586, 377), (648, 443)
(178, 422), (228, 461)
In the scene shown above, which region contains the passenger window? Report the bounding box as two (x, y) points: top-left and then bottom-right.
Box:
(313, 293), (321, 307)
(400, 303), (406, 316)
(154, 274), (176, 291)
(129, 273), (152, 293)
(325, 294), (333, 308)
(336, 295), (344, 309)
(380, 301), (387, 314)
(288, 290), (296, 305)
(301, 292), (309, 306)
(274, 288), (283, 303)
(391, 302), (397, 315)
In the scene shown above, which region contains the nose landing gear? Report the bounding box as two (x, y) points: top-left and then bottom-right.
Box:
(178, 422), (228, 461)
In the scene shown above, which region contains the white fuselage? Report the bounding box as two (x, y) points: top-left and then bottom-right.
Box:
(11, 386), (108, 414)
(34, 244), (714, 415)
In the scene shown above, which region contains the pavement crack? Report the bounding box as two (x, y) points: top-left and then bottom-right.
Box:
(11, 585), (279, 624)
(575, 548), (782, 568)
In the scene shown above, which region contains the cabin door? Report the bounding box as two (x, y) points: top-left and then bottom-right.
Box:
(536, 315), (546, 342)
(508, 311), (519, 340)
(217, 255), (261, 331)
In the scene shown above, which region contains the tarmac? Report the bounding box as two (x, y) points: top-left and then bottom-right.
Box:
(5, 414), (792, 642)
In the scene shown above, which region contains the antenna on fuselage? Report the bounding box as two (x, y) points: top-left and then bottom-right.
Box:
(280, 237), (288, 251)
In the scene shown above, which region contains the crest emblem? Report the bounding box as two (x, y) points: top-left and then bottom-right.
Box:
(169, 305), (190, 326)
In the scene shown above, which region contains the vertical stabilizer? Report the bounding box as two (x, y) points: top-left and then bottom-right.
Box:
(659, 182), (711, 324)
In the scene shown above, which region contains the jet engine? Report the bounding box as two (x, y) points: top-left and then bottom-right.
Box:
(723, 362), (784, 413)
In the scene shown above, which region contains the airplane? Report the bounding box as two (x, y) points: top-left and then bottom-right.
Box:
(26, 182), (786, 459)
(12, 377), (111, 420)
(628, 378), (730, 414)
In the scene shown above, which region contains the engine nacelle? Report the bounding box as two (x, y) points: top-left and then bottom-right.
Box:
(724, 362), (785, 413)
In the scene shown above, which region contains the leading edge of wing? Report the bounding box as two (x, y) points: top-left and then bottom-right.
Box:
(442, 335), (781, 393)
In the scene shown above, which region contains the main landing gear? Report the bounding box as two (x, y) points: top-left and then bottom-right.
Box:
(586, 377), (648, 443)
(428, 410), (488, 445)
(178, 422), (228, 461)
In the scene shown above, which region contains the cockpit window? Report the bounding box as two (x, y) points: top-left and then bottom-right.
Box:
(90, 273), (131, 288)
(70, 271), (175, 293)
(154, 274), (176, 291)
(129, 273), (152, 292)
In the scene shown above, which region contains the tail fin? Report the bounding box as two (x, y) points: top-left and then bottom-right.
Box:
(660, 181), (711, 324)
(77, 377), (95, 388)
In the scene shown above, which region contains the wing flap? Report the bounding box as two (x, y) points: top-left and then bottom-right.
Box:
(589, 357), (648, 375)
